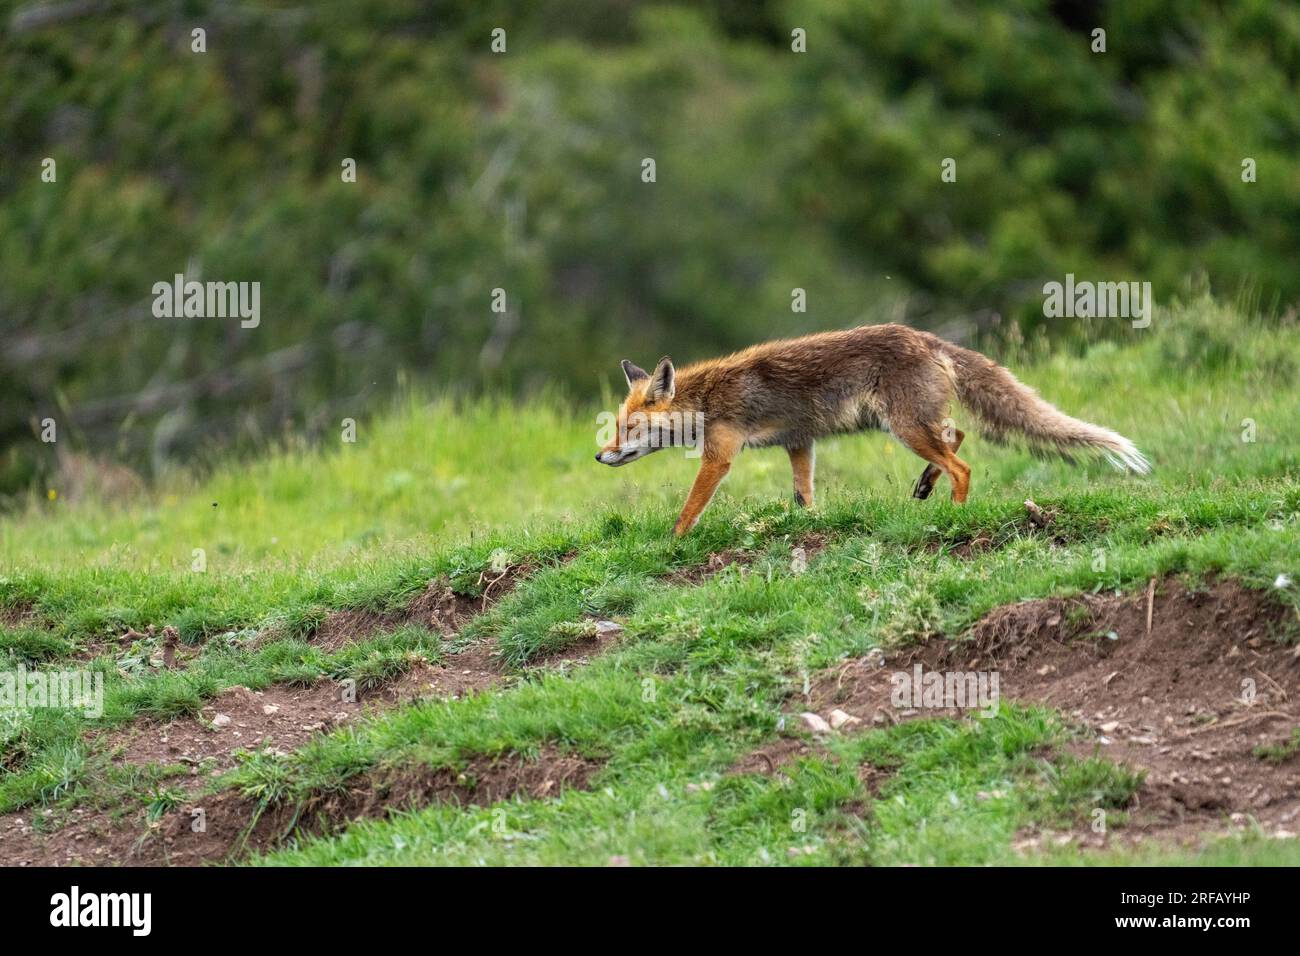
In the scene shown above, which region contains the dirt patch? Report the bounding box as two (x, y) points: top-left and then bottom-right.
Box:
(729, 736), (818, 776)
(785, 577), (1300, 846)
(101, 682), (366, 774)
(158, 746), (600, 867)
(727, 735), (895, 821)
(376, 649), (506, 703)
(63, 562), (534, 667)
(71, 565), (535, 764)
(311, 564), (531, 653)
(0, 602), (38, 629)
(664, 548), (751, 585)
(923, 502), (1100, 560)
(99, 640), (530, 778)
(1, 626), (616, 867)
(0, 554), (621, 866)
(92, 566), (541, 762)
(78, 623), (203, 670)
(665, 531), (831, 585)
(524, 617), (626, 670)
(796, 531), (831, 563)
(926, 533), (996, 560)
(0, 746), (600, 866)
(857, 761), (891, 798)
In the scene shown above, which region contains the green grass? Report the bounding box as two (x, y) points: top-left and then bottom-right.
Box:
(1, 295), (1298, 865)
(1253, 727), (1300, 765)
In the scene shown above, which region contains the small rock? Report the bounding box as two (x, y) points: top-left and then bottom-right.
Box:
(262, 704), (280, 715)
(594, 620), (624, 638)
(211, 714), (232, 728)
(828, 709), (861, 730)
(799, 712), (833, 734)
(1024, 499), (1051, 528)
(1100, 721), (1119, 733)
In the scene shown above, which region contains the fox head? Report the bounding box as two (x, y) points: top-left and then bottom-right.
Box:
(595, 356), (680, 466)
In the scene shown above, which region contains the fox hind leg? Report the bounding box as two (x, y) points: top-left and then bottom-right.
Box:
(787, 444), (815, 507)
(911, 428), (964, 500)
(896, 421), (970, 503)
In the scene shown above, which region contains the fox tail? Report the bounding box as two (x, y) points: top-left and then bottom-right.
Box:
(933, 339), (1150, 474)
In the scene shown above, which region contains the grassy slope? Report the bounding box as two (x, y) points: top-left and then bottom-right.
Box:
(2, 296), (1299, 865)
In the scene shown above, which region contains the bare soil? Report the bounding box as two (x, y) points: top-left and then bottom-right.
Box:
(101, 682), (374, 774)
(92, 565), (546, 779)
(0, 746), (600, 866)
(739, 577), (1300, 849)
(0, 602), (38, 628)
(0, 559), (622, 867)
(311, 563), (531, 652)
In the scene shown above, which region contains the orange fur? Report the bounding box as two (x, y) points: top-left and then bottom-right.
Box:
(597, 325), (1148, 535)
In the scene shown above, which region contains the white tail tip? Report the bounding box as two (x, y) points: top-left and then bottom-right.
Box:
(1101, 436), (1150, 475)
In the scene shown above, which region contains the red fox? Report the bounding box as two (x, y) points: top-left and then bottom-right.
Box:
(596, 324), (1149, 536)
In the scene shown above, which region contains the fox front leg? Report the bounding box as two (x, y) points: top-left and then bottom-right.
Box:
(673, 459), (731, 535)
(673, 428), (742, 536)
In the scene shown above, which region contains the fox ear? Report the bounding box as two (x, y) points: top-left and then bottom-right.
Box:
(621, 360), (649, 389)
(650, 355), (675, 401)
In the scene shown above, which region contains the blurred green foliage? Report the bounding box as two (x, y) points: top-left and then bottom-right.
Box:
(1, 0), (1297, 495)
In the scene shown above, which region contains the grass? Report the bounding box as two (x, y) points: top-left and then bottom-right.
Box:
(1, 294), (1299, 865)
(1253, 727), (1300, 765)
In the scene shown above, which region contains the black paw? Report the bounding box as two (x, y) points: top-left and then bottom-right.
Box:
(912, 474), (934, 500)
